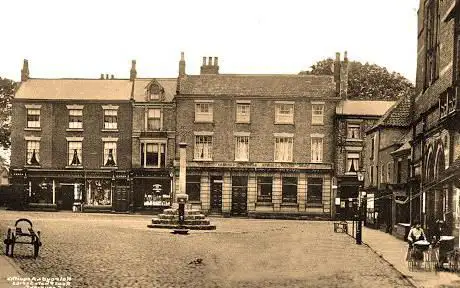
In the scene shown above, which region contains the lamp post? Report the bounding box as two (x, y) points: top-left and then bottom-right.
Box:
(356, 171), (365, 245)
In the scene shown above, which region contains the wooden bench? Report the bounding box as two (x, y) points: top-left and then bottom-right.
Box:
(334, 221), (348, 233)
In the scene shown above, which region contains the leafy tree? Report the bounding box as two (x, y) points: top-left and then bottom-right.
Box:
(300, 58), (414, 101)
(0, 77), (16, 149)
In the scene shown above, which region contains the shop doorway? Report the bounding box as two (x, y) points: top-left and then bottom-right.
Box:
(210, 176), (222, 214)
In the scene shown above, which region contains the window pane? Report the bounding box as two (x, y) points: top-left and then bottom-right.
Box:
(103, 142), (117, 166)
(257, 177), (272, 202)
(307, 178), (323, 204)
(68, 141), (82, 166)
(282, 177), (297, 203)
(26, 141), (40, 165)
(186, 175), (201, 201)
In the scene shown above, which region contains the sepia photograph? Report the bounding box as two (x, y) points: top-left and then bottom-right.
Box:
(1, 0), (460, 287)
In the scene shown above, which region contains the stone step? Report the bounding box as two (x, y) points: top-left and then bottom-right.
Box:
(151, 219), (211, 225)
(163, 209), (202, 216)
(147, 223), (216, 230)
(157, 214), (206, 220)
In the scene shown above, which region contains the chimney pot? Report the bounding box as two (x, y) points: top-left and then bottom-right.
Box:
(214, 57), (218, 66)
(100, 73), (104, 79)
(130, 59), (137, 81)
(21, 59), (30, 82)
(202, 57), (206, 66)
(111, 74), (114, 79)
(105, 74), (109, 79)
(208, 56), (213, 66)
(181, 52), (185, 61)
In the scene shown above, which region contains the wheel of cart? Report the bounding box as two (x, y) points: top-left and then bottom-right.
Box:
(3, 228), (12, 256)
(4, 218), (42, 258)
(407, 240), (431, 271)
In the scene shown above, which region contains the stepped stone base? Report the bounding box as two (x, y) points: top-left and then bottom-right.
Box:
(148, 207), (216, 230)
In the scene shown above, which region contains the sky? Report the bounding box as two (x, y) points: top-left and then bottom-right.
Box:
(0, 0), (419, 83)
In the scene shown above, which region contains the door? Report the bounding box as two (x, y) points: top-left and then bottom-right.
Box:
(59, 185), (74, 210)
(231, 176), (248, 216)
(114, 183), (129, 212)
(210, 177), (222, 214)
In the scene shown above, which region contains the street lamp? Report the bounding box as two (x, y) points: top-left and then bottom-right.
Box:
(356, 171), (365, 245)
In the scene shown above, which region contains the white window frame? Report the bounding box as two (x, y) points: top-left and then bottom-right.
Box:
(234, 133), (250, 161)
(140, 141), (167, 168)
(67, 138), (83, 167)
(345, 152), (360, 174)
(275, 102), (294, 124)
(236, 101), (251, 123)
(102, 138), (118, 167)
(102, 106), (118, 130)
(25, 137), (41, 166)
(26, 108), (41, 128)
(68, 109), (83, 129)
(347, 124), (361, 140)
(195, 100), (213, 123)
(311, 134), (324, 163)
(274, 134), (294, 162)
(146, 108), (162, 131)
(194, 132), (213, 161)
(311, 102), (324, 125)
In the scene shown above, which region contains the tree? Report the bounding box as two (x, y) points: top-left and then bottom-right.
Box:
(0, 77), (16, 148)
(300, 58), (414, 101)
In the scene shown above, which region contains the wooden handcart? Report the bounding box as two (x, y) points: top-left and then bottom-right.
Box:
(4, 218), (42, 258)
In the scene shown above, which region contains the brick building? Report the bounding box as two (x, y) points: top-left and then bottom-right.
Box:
(130, 59), (177, 211)
(411, 0), (460, 243)
(10, 60), (133, 212)
(174, 53), (348, 218)
(334, 100), (395, 221)
(364, 94), (412, 232)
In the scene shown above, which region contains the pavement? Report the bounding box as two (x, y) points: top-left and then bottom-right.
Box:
(0, 255), (24, 288)
(361, 226), (460, 288)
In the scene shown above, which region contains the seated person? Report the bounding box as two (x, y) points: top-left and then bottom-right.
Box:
(407, 221), (426, 247)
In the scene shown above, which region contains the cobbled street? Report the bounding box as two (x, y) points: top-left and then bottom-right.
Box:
(0, 211), (413, 288)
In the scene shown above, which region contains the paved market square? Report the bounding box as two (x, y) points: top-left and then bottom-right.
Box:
(0, 211), (413, 288)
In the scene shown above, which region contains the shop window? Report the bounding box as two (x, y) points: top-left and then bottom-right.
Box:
(307, 178), (323, 204)
(257, 177), (272, 202)
(186, 175), (201, 202)
(282, 177), (297, 203)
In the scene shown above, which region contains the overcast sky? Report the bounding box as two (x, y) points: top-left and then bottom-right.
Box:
(1, 0), (419, 83)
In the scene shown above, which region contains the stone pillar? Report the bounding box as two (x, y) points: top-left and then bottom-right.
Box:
(273, 173), (281, 211)
(298, 173), (306, 211)
(178, 143), (187, 195)
(52, 180), (56, 205)
(247, 172), (257, 212)
(201, 173), (210, 212)
(222, 172), (232, 215)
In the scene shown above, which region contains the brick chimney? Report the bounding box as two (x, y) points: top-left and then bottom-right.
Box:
(340, 51), (349, 99)
(334, 52), (341, 95)
(21, 59), (30, 82)
(200, 56), (219, 75)
(179, 52), (186, 76)
(130, 60), (137, 81)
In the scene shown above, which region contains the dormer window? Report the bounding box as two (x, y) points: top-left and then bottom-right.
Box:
(149, 84), (161, 101)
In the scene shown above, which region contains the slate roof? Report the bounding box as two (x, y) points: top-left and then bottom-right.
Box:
(371, 93), (412, 130)
(178, 74), (336, 98)
(132, 78), (177, 102)
(15, 79), (133, 101)
(335, 100), (395, 116)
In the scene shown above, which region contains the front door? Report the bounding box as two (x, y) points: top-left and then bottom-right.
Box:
(232, 186), (247, 216)
(59, 185), (74, 210)
(231, 176), (248, 216)
(114, 183), (129, 212)
(210, 177), (222, 214)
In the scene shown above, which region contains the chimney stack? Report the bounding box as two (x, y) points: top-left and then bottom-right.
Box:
(21, 59), (30, 82)
(111, 74), (114, 79)
(340, 51), (349, 99)
(200, 56), (220, 75)
(130, 60), (137, 81)
(179, 52), (186, 76)
(100, 73), (104, 79)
